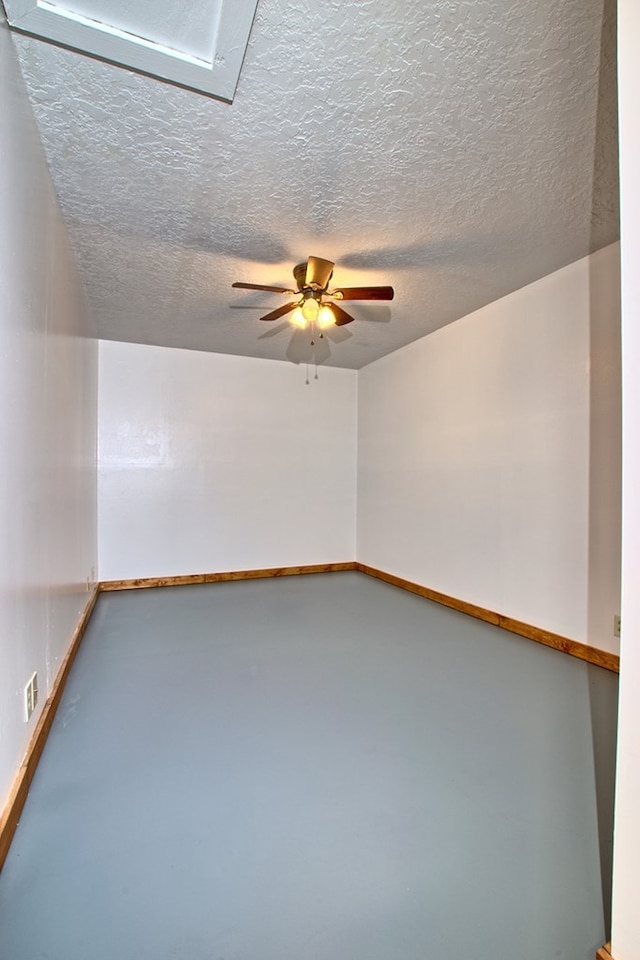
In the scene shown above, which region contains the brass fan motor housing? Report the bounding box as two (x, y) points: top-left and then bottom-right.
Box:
(293, 261), (334, 292)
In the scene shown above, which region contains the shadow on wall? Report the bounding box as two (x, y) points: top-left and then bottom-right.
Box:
(586, 240), (621, 937)
(588, 664), (619, 943)
(588, 0), (621, 939)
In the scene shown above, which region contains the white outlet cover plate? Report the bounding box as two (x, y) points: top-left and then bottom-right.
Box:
(24, 671), (38, 722)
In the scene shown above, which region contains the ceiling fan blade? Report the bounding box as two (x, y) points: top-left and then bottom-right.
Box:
(329, 286), (394, 301)
(259, 301), (299, 322)
(232, 282), (295, 294)
(306, 256), (335, 290)
(328, 302), (356, 326)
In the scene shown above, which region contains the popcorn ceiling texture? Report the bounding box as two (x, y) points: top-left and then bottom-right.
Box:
(12, 0), (619, 369)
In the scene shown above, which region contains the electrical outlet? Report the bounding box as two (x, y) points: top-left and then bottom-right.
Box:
(24, 672), (38, 723)
(614, 615), (621, 639)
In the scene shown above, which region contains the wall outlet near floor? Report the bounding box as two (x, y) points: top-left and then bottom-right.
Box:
(24, 672), (38, 722)
(614, 615), (621, 639)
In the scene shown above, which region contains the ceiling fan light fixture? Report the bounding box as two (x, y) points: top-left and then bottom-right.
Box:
(301, 297), (320, 322)
(232, 257), (394, 341)
(317, 305), (335, 329)
(289, 307), (308, 329)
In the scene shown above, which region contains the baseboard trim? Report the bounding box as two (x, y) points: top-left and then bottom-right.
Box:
(356, 564), (620, 674)
(99, 562), (358, 592)
(0, 585), (99, 872)
(103, 562), (619, 672)
(596, 944), (613, 960)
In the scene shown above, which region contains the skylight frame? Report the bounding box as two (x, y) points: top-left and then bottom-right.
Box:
(5, 0), (259, 101)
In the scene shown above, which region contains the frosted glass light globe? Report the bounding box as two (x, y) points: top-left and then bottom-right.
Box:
(289, 307), (308, 328)
(301, 298), (320, 322)
(317, 305), (335, 329)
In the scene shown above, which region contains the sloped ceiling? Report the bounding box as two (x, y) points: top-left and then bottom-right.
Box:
(9, 0), (618, 369)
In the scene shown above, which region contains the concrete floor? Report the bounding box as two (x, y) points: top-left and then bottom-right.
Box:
(0, 572), (617, 960)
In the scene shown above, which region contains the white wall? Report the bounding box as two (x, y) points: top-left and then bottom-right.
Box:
(98, 341), (357, 580)
(0, 16), (98, 808)
(358, 244), (621, 654)
(610, 0), (640, 954)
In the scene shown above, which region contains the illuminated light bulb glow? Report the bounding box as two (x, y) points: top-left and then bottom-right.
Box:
(317, 305), (335, 329)
(301, 297), (320, 322)
(289, 307), (308, 329)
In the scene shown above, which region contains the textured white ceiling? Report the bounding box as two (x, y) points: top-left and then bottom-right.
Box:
(11, 0), (618, 369)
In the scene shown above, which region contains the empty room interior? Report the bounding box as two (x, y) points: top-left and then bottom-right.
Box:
(1, 0), (639, 958)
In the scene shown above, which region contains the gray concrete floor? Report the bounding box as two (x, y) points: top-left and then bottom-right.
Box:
(0, 572), (617, 960)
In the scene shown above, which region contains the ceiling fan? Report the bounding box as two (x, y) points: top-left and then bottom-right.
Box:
(232, 256), (394, 333)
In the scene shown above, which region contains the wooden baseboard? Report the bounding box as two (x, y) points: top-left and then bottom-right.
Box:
(596, 944), (613, 960)
(102, 561), (619, 672)
(356, 564), (620, 674)
(99, 562), (358, 592)
(0, 585), (99, 872)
